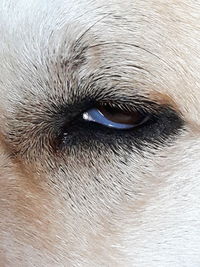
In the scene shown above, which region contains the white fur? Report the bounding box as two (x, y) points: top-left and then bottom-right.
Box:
(0, 1), (200, 266)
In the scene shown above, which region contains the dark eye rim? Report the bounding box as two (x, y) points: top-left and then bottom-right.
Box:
(58, 100), (181, 134)
(50, 96), (185, 153)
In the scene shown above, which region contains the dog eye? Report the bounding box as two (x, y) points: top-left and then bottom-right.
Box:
(82, 104), (149, 129)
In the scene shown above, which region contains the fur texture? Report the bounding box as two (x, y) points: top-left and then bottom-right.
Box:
(0, 0), (200, 266)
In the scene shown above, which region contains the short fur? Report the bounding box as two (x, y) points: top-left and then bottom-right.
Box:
(0, 1), (200, 266)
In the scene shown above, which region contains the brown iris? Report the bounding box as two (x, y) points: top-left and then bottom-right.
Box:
(98, 104), (146, 126)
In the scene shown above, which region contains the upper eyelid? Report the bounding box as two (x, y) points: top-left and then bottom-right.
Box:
(95, 100), (165, 115)
(99, 101), (149, 112)
(57, 97), (175, 123)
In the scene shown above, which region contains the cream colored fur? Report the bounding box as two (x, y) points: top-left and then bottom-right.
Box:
(0, 0), (200, 266)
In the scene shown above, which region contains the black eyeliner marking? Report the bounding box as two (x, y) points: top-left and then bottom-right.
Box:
(56, 102), (184, 154)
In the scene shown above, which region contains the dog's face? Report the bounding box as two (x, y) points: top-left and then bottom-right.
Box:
(0, 0), (200, 266)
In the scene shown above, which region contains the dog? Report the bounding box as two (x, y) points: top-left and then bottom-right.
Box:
(0, 0), (200, 266)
